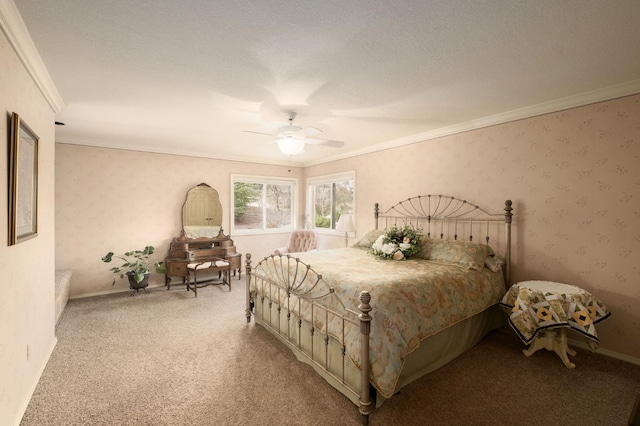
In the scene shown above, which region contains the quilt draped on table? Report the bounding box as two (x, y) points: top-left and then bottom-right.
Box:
(499, 282), (611, 346)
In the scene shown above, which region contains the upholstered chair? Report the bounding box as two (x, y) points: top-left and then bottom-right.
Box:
(274, 229), (318, 255)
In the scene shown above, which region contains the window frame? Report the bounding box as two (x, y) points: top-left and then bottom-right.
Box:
(306, 171), (356, 235)
(231, 174), (298, 235)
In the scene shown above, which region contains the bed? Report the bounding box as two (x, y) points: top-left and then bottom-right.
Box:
(245, 195), (513, 425)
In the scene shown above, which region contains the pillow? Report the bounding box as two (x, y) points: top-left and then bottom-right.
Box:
(418, 238), (494, 271)
(353, 229), (385, 248)
(484, 255), (504, 273)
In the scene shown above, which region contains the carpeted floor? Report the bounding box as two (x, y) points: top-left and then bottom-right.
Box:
(21, 282), (640, 425)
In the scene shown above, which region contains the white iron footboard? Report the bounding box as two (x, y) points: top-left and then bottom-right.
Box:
(245, 253), (373, 425)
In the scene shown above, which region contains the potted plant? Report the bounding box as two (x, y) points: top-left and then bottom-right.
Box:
(102, 246), (156, 291)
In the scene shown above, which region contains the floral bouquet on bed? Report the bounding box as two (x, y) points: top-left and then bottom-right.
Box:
(370, 225), (423, 260)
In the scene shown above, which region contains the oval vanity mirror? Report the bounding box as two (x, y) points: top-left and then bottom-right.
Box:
(182, 183), (223, 239)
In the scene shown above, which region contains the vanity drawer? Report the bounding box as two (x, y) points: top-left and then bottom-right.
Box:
(227, 253), (241, 269)
(166, 260), (188, 277)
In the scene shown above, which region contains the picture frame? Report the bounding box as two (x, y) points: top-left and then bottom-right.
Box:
(8, 112), (39, 245)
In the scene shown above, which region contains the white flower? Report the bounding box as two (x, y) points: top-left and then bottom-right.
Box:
(381, 243), (397, 255)
(369, 225), (423, 260)
(372, 235), (385, 252)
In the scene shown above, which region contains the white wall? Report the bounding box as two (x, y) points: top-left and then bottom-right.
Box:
(0, 28), (58, 426)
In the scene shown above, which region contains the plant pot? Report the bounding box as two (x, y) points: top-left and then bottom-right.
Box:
(126, 272), (150, 291)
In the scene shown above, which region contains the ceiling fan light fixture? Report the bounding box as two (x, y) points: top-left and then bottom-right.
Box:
(277, 138), (305, 156)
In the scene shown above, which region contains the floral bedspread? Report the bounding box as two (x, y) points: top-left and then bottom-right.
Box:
(250, 247), (505, 399)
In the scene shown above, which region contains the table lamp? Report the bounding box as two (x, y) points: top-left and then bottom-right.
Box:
(336, 214), (356, 247)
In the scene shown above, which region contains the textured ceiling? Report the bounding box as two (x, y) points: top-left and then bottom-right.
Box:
(14, 0), (640, 166)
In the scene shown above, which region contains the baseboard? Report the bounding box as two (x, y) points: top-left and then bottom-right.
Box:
(568, 337), (640, 366)
(13, 336), (58, 426)
(69, 283), (166, 300)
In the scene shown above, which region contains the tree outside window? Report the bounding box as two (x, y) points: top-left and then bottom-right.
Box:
(233, 177), (296, 232)
(308, 173), (354, 230)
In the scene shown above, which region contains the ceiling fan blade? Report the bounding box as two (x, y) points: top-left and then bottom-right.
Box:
(241, 130), (275, 137)
(305, 138), (345, 148)
(295, 126), (321, 138)
(242, 113), (341, 151)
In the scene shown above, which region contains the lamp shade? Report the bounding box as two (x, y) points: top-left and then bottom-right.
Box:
(277, 138), (305, 155)
(336, 214), (356, 233)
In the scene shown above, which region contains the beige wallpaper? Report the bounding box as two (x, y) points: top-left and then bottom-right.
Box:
(56, 94), (640, 363)
(54, 147), (306, 296)
(307, 94), (640, 361)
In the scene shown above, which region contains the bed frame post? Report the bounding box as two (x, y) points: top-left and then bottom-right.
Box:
(245, 253), (252, 323)
(358, 291), (373, 425)
(374, 203), (379, 230)
(504, 200), (513, 287)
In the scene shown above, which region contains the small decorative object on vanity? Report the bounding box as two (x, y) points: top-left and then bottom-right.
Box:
(101, 246), (157, 295)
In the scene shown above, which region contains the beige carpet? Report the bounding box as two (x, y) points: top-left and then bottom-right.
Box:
(21, 281), (640, 425)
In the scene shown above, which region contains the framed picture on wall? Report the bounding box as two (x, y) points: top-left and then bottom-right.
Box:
(8, 112), (39, 245)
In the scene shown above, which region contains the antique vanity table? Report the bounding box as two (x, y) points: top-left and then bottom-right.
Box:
(164, 183), (242, 288)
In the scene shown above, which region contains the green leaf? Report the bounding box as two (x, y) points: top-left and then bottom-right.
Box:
(155, 261), (166, 274)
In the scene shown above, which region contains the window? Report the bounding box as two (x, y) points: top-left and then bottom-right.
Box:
(232, 175), (297, 233)
(307, 171), (355, 231)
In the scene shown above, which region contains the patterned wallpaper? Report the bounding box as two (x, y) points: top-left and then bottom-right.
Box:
(54, 148), (303, 295)
(56, 94), (640, 361)
(306, 94), (640, 360)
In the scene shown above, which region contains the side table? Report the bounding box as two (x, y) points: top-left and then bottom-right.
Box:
(500, 280), (611, 368)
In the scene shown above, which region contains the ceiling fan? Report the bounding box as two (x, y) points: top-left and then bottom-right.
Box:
(243, 112), (345, 155)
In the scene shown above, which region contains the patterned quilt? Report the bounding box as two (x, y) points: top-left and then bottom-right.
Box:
(499, 281), (611, 346)
(250, 247), (505, 398)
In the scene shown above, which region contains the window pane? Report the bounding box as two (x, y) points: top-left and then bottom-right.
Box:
(265, 184), (292, 228)
(314, 183), (332, 228)
(234, 182), (263, 230)
(334, 180), (354, 221)
(309, 174), (354, 230)
(232, 177), (296, 233)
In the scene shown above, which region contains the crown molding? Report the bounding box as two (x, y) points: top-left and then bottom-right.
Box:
(304, 80), (640, 167)
(59, 77), (640, 170)
(58, 80), (640, 170)
(55, 136), (301, 168)
(0, 0), (65, 113)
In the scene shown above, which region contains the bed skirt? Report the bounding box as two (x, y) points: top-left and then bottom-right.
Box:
(253, 301), (504, 408)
